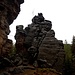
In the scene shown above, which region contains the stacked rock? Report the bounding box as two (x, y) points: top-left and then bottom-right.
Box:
(15, 13), (65, 72)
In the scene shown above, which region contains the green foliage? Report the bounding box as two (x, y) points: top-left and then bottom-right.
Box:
(64, 44), (72, 62)
(64, 44), (73, 75)
(71, 36), (75, 55)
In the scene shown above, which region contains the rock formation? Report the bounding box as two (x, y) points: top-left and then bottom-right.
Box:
(0, 0), (24, 56)
(15, 13), (65, 72)
(15, 25), (26, 55)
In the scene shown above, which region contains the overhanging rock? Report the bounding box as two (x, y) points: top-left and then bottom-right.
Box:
(0, 0), (24, 56)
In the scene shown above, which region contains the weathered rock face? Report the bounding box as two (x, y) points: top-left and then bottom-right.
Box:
(0, 0), (24, 56)
(2, 39), (13, 57)
(15, 25), (27, 54)
(15, 13), (65, 72)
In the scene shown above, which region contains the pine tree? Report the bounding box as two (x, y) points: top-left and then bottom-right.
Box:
(71, 36), (75, 55)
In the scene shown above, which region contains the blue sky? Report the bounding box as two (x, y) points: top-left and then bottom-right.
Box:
(8, 0), (75, 44)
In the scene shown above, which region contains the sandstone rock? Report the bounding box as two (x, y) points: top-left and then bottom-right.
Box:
(0, 57), (13, 69)
(13, 56), (22, 66)
(0, 72), (10, 75)
(37, 59), (52, 68)
(9, 67), (23, 74)
(15, 25), (27, 54)
(2, 39), (13, 57)
(0, 0), (24, 56)
(32, 13), (45, 24)
(15, 13), (65, 73)
(8, 65), (35, 74)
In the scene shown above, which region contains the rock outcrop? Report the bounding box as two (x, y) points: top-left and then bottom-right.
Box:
(15, 13), (65, 72)
(0, 0), (24, 56)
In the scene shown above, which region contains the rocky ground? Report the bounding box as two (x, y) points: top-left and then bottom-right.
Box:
(0, 54), (62, 75)
(0, 67), (62, 75)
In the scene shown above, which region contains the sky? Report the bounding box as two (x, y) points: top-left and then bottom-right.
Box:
(8, 0), (75, 44)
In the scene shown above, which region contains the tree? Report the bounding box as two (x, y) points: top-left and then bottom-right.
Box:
(71, 36), (75, 55)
